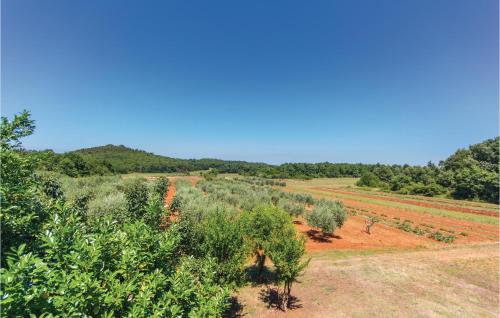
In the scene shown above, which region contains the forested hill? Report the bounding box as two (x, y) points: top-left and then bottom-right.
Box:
(75, 145), (272, 174)
(31, 144), (272, 175)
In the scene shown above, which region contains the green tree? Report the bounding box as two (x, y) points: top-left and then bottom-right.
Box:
(305, 200), (346, 236)
(0, 111), (48, 260)
(241, 205), (292, 281)
(356, 172), (380, 187)
(124, 179), (149, 217)
(266, 226), (309, 311)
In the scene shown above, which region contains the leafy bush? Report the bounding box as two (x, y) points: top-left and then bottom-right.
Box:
(152, 176), (169, 197)
(0, 112), (234, 317)
(305, 200), (347, 235)
(356, 172), (380, 187)
(124, 178), (149, 217)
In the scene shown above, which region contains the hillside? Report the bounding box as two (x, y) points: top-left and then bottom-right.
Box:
(73, 144), (272, 174)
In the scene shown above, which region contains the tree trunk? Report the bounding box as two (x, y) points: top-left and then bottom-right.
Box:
(256, 252), (266, 283)
(282, 284), (288, 312)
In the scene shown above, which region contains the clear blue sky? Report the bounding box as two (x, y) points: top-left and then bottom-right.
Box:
(2, 0), (498, 165)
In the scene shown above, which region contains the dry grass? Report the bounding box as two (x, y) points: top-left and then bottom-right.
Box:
(233, 243), (499, 318)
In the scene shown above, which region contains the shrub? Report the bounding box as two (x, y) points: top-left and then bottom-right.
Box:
(356, 172), (380, 187)
(124, 179), (149, 217)
(152, 176), (169, 197)
(305, 200), (347, 235)
(430, 231), (455, 243)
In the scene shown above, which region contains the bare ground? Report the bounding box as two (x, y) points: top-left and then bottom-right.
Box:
(233, 243), (499, 318)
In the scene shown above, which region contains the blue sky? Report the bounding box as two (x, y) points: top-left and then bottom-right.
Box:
(2, 0), (498, 165)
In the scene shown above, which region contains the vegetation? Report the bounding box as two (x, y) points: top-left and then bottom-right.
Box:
(305, 200), (347, 236)
(26, 130), (499, 204)
(1, 111), (313, 314)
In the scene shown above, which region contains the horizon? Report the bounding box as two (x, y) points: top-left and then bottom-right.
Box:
(23, 139), (495, 167)
(2, 0), (499, 165)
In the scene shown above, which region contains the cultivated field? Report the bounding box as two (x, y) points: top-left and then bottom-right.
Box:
(283, 178), (499, 248)
(222, 177), (500, 317)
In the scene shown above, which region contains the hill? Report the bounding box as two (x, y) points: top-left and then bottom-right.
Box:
(30, 144), (272, 176)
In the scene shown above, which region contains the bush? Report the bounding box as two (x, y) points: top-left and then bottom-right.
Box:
(124, 179), (149, 217)
(152, 176), (169, 197)
(356, 172), (380, 187)
(305, 200), (347, 235)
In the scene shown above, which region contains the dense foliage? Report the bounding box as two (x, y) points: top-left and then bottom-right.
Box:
(0, 112), (233, 316)
(1, 111), (311, 314)
(354, 139), (500, 203)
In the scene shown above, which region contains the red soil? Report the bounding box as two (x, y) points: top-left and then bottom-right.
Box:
(313, 187), (499, 217)
(332, 196), (498, 244)
(294, 217), (438, 252)
(164, 179), (176, 206)
(160, 179), (177, 228)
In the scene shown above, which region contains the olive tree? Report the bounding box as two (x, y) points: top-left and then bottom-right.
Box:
(306, 200), (347, 236)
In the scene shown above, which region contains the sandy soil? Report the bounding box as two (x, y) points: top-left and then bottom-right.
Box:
(233, 243), (500, 318)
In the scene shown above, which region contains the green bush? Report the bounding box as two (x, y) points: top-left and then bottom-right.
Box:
(305, 200), (347, 235)
(356, 172), (380, 187)
(124, 179), (149, 218)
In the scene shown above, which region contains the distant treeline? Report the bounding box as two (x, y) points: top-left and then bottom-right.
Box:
(26, 138), (499, 203)
(356, 138), (499, 203)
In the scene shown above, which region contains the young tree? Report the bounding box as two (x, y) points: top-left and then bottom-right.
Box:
(241, 205), (292, 281)
(0, 110), (48, 259)
(365, 216), (378, 234)
(266, 226), (309, 311)
(153, 176), (169, 198)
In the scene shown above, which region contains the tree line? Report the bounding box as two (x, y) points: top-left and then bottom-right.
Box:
(356, 138), (499, 203)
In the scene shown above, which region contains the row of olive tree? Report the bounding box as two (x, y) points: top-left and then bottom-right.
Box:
(172, 181), (310, 311)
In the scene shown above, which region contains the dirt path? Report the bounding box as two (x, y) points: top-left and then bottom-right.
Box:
(235, 243), (500, 317)
(314, 187), (499, 217)
(164, 179), (176, 206)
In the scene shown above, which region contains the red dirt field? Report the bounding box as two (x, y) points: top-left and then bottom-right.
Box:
(324, 195), (499, 244)
(314, 187), (499, 217)
(294, 216), (438, 252)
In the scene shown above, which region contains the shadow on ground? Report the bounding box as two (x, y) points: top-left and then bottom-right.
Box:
(245, 265), (278, 286)
(259, 287), (303, 311)
(306, 229), (342, 243)
(224, 296), (246, 318)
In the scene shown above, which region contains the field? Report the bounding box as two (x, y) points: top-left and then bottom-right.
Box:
(158, 175), (500, 318)
(283, 178), (499, 247)
(236, 243), (499, 317)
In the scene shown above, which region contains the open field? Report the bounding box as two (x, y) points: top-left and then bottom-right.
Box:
(282, 178), (499, 246)
(235, 243), (500, 318)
